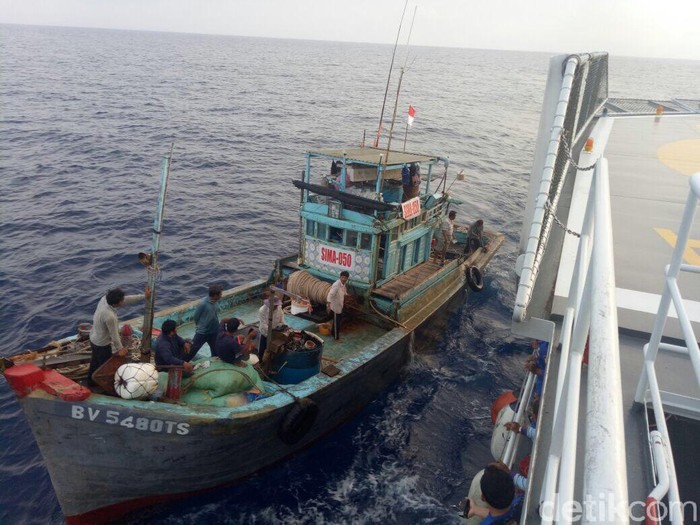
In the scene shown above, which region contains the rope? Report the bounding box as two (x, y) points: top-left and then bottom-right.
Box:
(256, 366), (301, 403)
(369, 300), (409, 329)
(287, 271), (332, 305)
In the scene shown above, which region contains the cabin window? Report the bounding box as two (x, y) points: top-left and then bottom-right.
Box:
(359, 233), (372, 250)
(329, 226), (343, 244)
(306, 220), (315, 236)
(346, 230), (359, 248)
(317, 223), (328, 240)
(413, 238), (422, 264)
(400, 244), (408, 272)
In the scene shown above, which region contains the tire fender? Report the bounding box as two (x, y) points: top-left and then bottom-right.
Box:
(466, 266), (484, 292)
(279, 398), (319, 445)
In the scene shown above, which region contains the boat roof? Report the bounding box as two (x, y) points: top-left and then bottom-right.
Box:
(306, 147), (440, 168)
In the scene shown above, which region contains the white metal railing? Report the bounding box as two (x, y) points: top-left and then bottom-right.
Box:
(514, 54), (608, 323)
(513, 55), (580, 323)
(501, 372), (536, 468)
(633, 172), (700, 525)
(531, 158), (630, 525)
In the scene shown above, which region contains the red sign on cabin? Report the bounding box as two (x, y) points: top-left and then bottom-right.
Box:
(401, 197), (421, 220)
(319, 245), (355, 271)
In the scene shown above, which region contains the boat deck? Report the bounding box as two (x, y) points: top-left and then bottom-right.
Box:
(172, 299), (390, 364)
(373, 229), (505, 299)
(525, 111), (700, 522)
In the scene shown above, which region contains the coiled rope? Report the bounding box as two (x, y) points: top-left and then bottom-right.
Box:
(287, 271), (332, 305)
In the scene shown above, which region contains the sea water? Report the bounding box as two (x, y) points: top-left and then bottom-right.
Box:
(1, 24), (699, 524)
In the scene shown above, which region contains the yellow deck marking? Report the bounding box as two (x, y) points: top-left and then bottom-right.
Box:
(654, 228), (700, 265)
(657, 139), (700, 176)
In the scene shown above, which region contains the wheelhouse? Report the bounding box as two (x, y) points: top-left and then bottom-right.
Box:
(293, 147), (450, 292)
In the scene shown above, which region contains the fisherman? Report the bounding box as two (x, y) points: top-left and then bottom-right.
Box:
(188, 285), (223, 360)
(466, 463), (523, 524)
(154, 320), (194, 373)
(401, 164), (411, 202)
(216, 318), (258, 367)
(87, 286), (150, 386)
(436, 210), (457, 266)
(466, 218), (490, 255)
(326, 270), (349, 342)
(403, 163), (421, 200)
(258, 291), (285, 362)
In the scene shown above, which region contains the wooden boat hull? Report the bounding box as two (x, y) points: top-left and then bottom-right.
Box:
(18, 328), (411, 523)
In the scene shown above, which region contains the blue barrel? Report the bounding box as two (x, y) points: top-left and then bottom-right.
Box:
(272, 346), (322, 384)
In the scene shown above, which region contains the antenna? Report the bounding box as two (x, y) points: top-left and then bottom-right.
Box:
(383, 6), (418, 163)
(373, 0), (409, 148)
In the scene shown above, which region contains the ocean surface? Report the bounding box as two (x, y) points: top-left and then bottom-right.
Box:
(1, 24), (699, 524)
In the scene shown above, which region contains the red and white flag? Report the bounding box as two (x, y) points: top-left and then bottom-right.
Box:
(407, 105), (416, 127)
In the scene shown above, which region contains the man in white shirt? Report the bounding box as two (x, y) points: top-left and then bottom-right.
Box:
(88, 286), (150, 386)
(326, 271), (349, 341)
(436, 210), (456, 265)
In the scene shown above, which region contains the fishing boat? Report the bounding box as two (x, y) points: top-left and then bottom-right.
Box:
(1, 140), (503, 522)
(467, 52), (700, 524)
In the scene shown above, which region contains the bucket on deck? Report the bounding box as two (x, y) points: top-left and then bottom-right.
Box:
(291, 299), (311, 315)
(318, 322), (332, 336)
(77, 323), (92, 341)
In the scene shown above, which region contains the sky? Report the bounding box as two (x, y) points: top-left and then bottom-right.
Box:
(1, 0), (698, 61)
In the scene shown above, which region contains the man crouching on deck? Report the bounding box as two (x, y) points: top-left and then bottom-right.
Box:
(87, 286), (150, 386)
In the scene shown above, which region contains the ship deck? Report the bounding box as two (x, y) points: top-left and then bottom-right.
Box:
(525, 111), (700, 522)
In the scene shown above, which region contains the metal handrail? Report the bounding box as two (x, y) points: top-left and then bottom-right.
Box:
(533, 159), (630, 524)
(633, 172), (700, 525)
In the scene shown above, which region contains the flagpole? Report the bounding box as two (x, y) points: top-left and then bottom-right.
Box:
(403, 121), (408, 151)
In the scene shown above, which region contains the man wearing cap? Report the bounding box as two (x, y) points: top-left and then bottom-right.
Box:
(188, 285), (223, 360)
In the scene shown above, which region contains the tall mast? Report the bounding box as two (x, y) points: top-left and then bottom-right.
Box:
(140, 145), (174, 362)
(382, 6), (417, 166)
(373, 0), (408, 148)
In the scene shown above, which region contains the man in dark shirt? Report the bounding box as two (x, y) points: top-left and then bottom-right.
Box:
(155, 320), (194, 372)
(189, 285), (223, 360)
(216, 318), (257, 367)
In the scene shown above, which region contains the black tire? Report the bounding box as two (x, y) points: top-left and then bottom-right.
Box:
(279, 398), (319, 445)
(466, 266), (484, 292)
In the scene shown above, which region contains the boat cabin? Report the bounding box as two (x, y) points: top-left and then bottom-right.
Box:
(293, 147), (450, 291)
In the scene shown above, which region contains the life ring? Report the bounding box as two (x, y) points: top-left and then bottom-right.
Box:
(491, 390), (517, 424)
(490, 401), (516, 460)
(464, 469), (486, 524)
(279, 397), (319, 445)
(466, 266), (484, 292)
